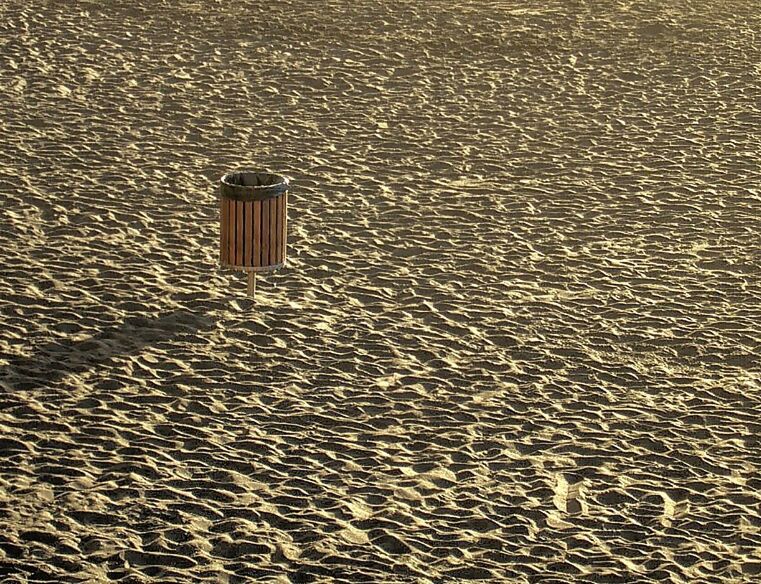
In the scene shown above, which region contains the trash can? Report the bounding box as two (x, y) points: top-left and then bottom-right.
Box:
(219, 170), (289, 296)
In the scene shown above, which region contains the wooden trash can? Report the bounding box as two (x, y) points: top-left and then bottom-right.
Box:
(219, 171), (289, 296)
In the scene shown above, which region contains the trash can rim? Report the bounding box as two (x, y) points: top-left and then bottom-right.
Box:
(220, 170), (289, 201)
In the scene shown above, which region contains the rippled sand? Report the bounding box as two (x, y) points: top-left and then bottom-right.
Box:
(1, 1), (760, 582)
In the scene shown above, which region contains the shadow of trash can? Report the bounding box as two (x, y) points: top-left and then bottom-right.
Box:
(219, 170), (289, 297)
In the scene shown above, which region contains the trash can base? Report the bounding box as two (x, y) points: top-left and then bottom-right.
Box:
(219, 262), (286, 273)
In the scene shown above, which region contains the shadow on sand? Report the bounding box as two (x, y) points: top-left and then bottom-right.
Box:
(1, 309), (217, 389)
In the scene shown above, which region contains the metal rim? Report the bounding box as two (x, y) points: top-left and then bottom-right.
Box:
(219, 261), (286, 273)
(220, 171), (289, 201)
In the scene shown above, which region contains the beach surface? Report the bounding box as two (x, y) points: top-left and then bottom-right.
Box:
(1, 1), (760, 582)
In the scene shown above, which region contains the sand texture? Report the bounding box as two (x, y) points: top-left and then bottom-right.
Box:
(1, 0), (760, 582)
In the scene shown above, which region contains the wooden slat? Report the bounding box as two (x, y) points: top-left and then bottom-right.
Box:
(235, 200), (244, 266)
(269, 196), (277, 264)
(244, 201), (253, 266)
(272, 195), (283, 264)
(253, 201), (261, 267)
(220, 196), (228, 264)
(275, 195), (282, 263)
(227, 199), (236, 264)
(261, 199), (270, 266)
(282, 192), (288, 262)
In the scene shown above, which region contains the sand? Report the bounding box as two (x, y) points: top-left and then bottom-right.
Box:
(1, 0), (760, 582)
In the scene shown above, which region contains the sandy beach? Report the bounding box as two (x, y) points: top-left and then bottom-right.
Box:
(1, 0), (760, 582)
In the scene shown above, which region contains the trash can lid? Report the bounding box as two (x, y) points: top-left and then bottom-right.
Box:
(220, 171), (289, 201)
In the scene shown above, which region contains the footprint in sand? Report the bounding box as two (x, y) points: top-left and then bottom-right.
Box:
(660, 492), (690, 527)
(553, 473), (588, 515)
